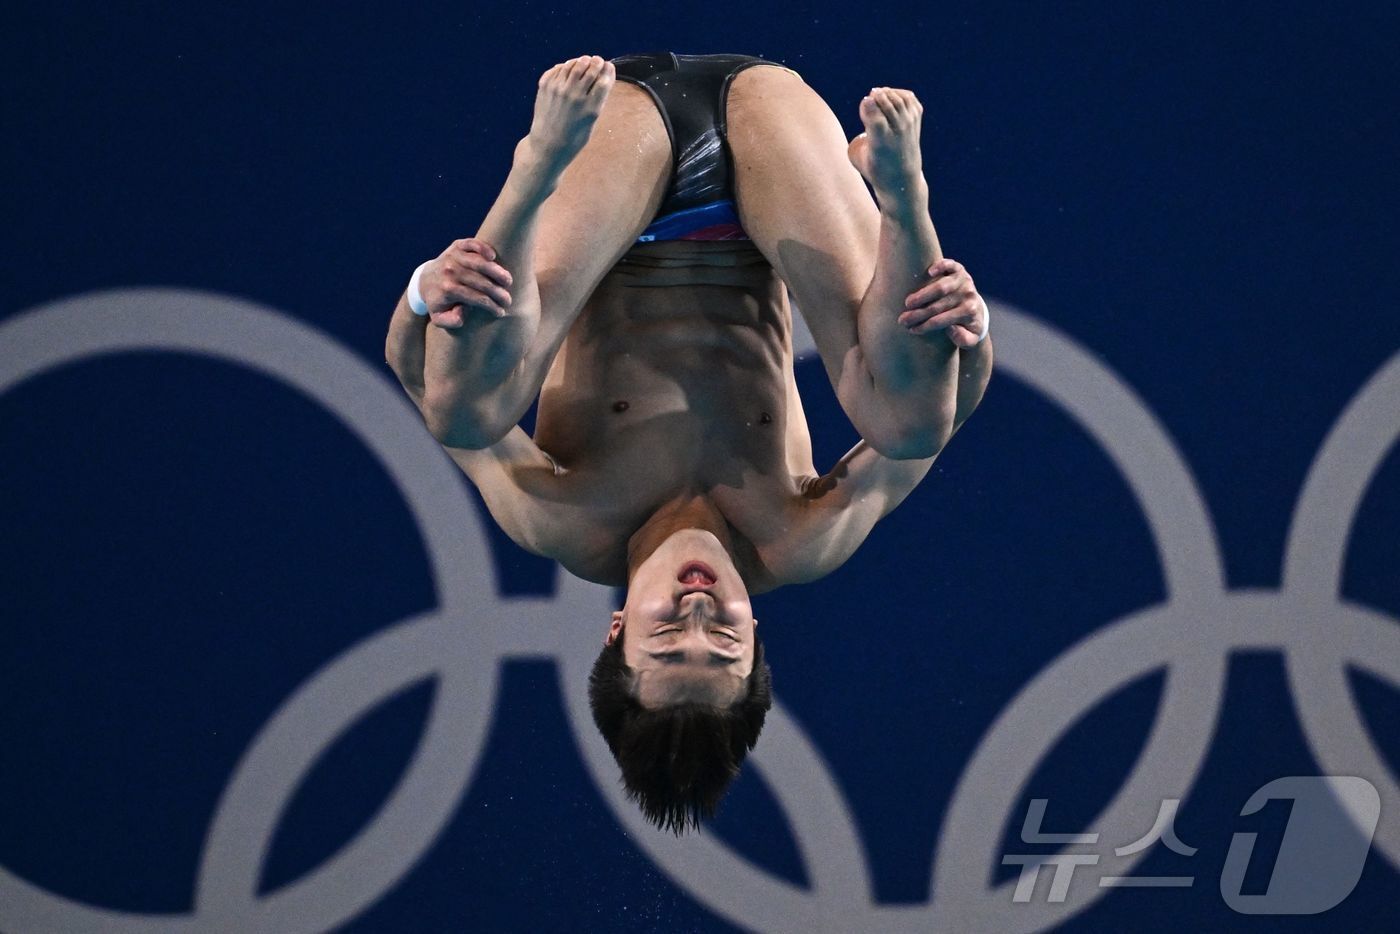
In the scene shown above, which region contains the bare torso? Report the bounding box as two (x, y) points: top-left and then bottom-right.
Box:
(393, 63), (978, 597)
(532, 239), (816, 588)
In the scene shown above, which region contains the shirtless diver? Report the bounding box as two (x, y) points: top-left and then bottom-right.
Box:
(384, 53), (993, 832)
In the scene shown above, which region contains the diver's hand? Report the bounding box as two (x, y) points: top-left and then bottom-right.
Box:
(899, 258), (989, 348)
(422, 238), (514, 330)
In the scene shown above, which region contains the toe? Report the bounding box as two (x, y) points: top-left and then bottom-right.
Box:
(582, 57), (608, 92)
(859, 94), (888, 131)
(894, 90), (922, 123)
(588, 59), (615, 94)
(872, 88), (898, 121)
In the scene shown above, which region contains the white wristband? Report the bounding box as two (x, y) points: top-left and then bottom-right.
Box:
(407, 260), (432, 317)
(973, 300), (990, 344)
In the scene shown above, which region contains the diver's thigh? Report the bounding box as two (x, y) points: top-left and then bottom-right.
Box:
(532, 80), (671, 323)
(726, 66), (880, 365)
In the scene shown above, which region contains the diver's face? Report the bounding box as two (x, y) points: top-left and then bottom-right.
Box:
(609, 530), (757, 709)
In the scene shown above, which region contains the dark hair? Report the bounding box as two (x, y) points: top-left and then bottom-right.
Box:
(588, 629), (773, 834)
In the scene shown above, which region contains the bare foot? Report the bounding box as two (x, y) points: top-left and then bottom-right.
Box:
(846, 87), (926, 204)
(524, 54), (615, 173)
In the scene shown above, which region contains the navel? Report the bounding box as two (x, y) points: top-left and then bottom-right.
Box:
(611, 400), (630, 413)
(759, 411), (772, 425)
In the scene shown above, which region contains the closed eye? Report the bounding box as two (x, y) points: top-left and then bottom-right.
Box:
(644, 649), (738, 667)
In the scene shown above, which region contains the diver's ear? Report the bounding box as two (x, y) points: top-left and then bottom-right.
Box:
(605, 611), (623, 645)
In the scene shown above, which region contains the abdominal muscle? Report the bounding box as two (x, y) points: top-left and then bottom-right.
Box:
(531, 240), (811, 583)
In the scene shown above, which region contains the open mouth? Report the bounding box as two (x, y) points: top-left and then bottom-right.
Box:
(677, 561), (718, 588)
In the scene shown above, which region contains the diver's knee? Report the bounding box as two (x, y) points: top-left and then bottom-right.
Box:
(863, 404), (955, 461)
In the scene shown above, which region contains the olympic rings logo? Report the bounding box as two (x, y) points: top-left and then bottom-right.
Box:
(0, 288), (1396, 933)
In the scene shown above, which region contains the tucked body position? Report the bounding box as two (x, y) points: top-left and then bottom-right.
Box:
(385, 52), (993, 832)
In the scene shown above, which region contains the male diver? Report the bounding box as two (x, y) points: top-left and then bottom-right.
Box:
(384, 53), (992, 832)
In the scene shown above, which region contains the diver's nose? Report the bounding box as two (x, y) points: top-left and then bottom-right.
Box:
(679, 591), (716, 614)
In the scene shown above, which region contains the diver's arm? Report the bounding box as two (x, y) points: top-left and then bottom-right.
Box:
(385, 289), (429, 406)
(951, 331), (993, 437)
(382, 311), (583, 562)
(440, 431), (620, 575)
(438, 427), (569, 558)
(768, 440), (936, 585)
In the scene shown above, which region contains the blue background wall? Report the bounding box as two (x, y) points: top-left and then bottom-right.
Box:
(4, 2), (1398, 931)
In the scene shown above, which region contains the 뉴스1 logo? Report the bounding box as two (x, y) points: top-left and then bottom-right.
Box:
(1003, 777), (1380, 913)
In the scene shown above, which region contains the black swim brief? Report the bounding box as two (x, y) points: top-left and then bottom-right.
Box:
(609, 52), (796, 243)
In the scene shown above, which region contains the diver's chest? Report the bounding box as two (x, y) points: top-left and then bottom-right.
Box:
(569, 408), (789, 491)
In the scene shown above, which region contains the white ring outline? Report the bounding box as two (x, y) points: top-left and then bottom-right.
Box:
(1283, 347), (1400, 870)
(1, 290), (1395, 932)
(0, 289), (503, 934)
